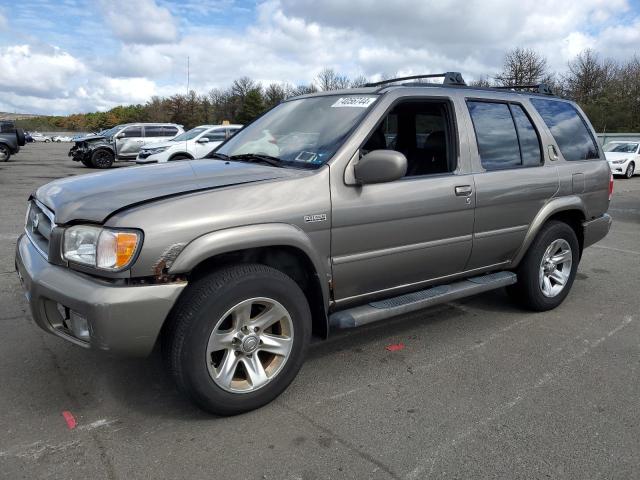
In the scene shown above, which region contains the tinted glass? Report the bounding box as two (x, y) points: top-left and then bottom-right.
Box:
(121, 126), (142, 138)
(468, 101), (520, 169)
(530, 98), (598, 161)
(511, 105), (542, 166)
(204, 130), (226, 141)
(144, 125), (165, 137)
(164, 127), (179, 137)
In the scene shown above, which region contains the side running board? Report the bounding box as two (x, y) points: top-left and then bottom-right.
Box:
(329, 271), (517, 329)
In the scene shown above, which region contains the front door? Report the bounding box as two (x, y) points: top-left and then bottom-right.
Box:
(115, 126), (144, 158)
(331, 99), (475, 303)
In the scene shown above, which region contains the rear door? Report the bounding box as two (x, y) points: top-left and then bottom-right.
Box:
(115, 126), (144, 157)
(143, 125), (167, 147)
(464, 99), (558, 269)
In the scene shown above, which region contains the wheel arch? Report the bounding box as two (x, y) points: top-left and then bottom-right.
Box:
(511, 197), (587, 267)
(169, 152), (194, 161)
(169, 224), (331, 339)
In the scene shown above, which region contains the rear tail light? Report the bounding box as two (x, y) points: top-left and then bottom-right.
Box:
(608, 172), (614, 201)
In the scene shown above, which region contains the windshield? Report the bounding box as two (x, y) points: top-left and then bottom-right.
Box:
(100, 126), (121, 138)
(215, 95), (378, 168)
(604, 142), (638, 153)
(173, 127), (208, 142)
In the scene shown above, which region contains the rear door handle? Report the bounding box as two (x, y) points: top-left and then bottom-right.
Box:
(455, 185), (473, 196)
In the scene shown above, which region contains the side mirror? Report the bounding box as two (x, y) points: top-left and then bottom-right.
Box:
(197, 137), (210, 144)
(354, 150), (407, 184)
(115, 132), (125, 139)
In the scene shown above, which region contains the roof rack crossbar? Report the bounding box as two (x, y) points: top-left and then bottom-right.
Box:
(365, 72), (466, 88)
(494, 83), (554, 95)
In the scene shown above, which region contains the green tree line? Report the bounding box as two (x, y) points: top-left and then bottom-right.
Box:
(16, 49), (640, 133)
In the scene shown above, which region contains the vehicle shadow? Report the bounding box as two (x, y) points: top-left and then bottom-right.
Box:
(93, 288), (524, 419)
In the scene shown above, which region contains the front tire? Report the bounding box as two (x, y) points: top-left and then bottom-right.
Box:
(625, 162), (635, 179)
(163, 264), (311, 415)
(0, 144), (10, 162)
(509, 221), (579, 311)
(91, 149), (114, 168)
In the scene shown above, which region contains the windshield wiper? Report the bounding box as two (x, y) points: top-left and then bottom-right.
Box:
(230, 153), (284, 168)
(209, 152), (230, 160)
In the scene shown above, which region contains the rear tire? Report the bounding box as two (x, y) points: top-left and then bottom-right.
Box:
(91, 149), (114, 168)
(508, 221), (579, 311)
(16, 128), (26, 147)
(625, 162), (635, 179)
(0, 144), (10, 162)
(163, 264), (311, 415)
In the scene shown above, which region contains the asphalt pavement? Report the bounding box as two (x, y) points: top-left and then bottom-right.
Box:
(0, 142), (638, 479)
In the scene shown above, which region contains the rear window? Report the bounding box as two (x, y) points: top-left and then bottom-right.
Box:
(164, 126), (179, 137)
(529, 98), (599, 161)
(468, 101), (542, 170)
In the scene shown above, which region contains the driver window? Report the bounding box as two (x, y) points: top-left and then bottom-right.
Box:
(362, 100), (455, 177)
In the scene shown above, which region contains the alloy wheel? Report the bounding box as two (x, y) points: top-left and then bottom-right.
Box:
(626, 163), (635, 178)
(206, 297), (294, 393)
(539, 239), (572, 298)
(0, 146), (8, 161)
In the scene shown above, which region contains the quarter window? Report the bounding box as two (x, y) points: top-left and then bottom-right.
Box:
(530, 98), (599, 161)
(467, 101), (542, 170)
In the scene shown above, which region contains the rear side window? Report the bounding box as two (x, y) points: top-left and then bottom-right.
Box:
(144, 125), (165, 137)
(0, 122), (15, 133)
(511, 105), (542, 167)
(530, 98), (599, 161)
(204, 130), (226, 141)
(164, 127), (179, 137)
(468, 101), (542, 170)
(468, 102), (521, 169)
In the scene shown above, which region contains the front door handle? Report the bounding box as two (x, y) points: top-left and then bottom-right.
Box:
(455, 185), (473, 196)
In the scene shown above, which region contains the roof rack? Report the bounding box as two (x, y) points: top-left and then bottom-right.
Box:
(364, 72), (466, 88)
(494, 83), (554, 95)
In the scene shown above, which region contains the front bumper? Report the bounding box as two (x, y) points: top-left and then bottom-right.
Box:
(136, 152), (168, 164)
(68, 145), (89, 162)
(608, 161), (630, 174)
(15, 234), (187, 356)
(582, 213), (612, 249)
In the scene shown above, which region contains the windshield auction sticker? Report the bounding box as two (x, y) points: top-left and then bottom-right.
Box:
(331, 97), (377, 108)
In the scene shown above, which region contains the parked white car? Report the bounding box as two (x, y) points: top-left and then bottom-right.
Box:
(31, 132), (51, 142)
(604, 141), (638, 178)
(136, 124), (242, 164)
(52, 135), (73, 142)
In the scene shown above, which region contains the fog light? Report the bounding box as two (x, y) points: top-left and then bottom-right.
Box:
(69, 310), (90, 341)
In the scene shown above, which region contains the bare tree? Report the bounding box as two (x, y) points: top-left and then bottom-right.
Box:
(316, 68), (351, 91)
(495, 48), (549, 86)
(350, 75), (369, 88)
(564, 49), (616, 103)
(470, 76), (492, 88)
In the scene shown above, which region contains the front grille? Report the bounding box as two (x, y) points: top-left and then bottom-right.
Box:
(25, 200), (55, 259)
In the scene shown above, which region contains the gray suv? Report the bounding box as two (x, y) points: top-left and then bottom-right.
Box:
(0, 121), (26, 161)
(15, 73), (612, 415)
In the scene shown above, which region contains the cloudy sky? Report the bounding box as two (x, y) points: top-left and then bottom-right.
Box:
(0, 0), (638, 115)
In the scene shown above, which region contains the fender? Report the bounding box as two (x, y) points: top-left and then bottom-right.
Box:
(510, 196), (587, 266)
(168, 223), (331, 307)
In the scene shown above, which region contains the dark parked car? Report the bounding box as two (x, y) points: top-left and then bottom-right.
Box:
(0, 121), (25, 161)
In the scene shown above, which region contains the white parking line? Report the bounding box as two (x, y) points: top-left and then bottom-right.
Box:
(592, 245), (640, 255)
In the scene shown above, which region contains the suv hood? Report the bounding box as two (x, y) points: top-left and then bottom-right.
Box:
(35, 160), (301, 224)
(605, 152), (634, 161)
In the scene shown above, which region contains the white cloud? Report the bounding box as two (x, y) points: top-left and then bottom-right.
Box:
(1, 0), (639, 115)
(100, 0), (178, 44)
(0, 45), (86, 97)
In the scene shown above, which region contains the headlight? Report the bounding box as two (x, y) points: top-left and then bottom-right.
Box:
(611, 159), (627, 164)
(145, 146), (169, 153)
(63, 226), (142, 271)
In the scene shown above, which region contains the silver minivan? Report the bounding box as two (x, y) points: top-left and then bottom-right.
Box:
(69, 123), (184, 168)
